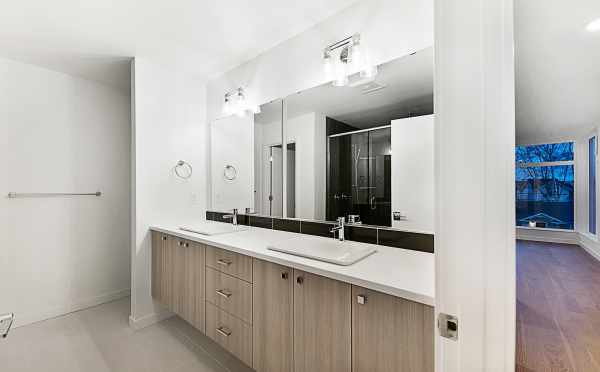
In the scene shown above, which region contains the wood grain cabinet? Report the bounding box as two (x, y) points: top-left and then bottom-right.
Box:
(151, 232), (206, 332)
(252, 259), (294, 372)
(352, 286), (434, 372)
(293, 270), (352, 372)
(151, 231), (173, 306)
(153, 233), (434, 372)
(206, 267), (252, 324)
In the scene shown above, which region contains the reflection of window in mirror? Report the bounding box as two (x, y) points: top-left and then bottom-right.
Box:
(282, 46), (434, 232)
(253, 100), (283, 217)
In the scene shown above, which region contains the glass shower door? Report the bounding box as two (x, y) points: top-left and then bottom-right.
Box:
(327, 127), (391, 226)
(366, 127), (391, 226)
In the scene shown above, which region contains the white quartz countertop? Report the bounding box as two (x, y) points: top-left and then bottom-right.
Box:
(150, 223), (435, 306)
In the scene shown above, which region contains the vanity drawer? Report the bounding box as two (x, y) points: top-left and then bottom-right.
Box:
(206, 302), (253, 366)
(206, 245), (253, 282)
(206, 267), (253, 324)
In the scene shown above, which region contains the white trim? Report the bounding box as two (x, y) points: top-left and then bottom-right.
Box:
(128, 308), (174, 330)
(517, 226), (574, 233)
(578, 232), (600, 261)
(517, 160), (573, 168)
(434, 0), (515, 370)
(516, 229), (600, 262)
(13, 289), (131, 328)
(516, 227), (578, 245)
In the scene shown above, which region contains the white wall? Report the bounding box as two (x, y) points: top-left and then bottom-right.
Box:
(391, 115), (434, 233)
(211, 115), (254, 212)
(0, 57), (131, 327)
(206, 0), (433, 122)
(285, 112), (327, 220)
(130, 58), (207, 328)
(254, 120), (282, 215)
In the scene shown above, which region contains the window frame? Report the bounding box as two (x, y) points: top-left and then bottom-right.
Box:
(515, 141), (576, 231)
(589, 134), (597, 236)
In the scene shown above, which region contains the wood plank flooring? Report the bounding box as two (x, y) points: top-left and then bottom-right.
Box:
(517, 240), (600, 372)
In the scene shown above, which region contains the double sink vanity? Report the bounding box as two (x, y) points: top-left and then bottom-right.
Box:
(151, 221), (434, 372)
(153, 46), (437, 372)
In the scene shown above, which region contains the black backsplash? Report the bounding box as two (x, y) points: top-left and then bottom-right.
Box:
(206, 211), (434, 254)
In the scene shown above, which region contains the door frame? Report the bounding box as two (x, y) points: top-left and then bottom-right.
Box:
(434, 0), (516, 371)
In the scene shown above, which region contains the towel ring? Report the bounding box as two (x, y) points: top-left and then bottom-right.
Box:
(174, 160), (193, 179)
(224, 165), (237, 181)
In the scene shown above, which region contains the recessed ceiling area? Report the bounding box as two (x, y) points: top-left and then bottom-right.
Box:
(0, 0), (359, 92)
(259, 47), (433, 128)
(516, 0), (600, 144)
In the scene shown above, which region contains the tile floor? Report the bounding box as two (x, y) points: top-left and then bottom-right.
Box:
(0, 298), (253, 372)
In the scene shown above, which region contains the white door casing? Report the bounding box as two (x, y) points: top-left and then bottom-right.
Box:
(434, 0), (516, 371)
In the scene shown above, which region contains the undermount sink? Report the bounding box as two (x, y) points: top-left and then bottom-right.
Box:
(267, 236), (377, 266)
(180, 222), (247, 236)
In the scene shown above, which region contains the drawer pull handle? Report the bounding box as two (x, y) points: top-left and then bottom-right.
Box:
(296, 276), (304, 285)
(216, 259), (232, 266)
(216, 289), (232, 298)
(281, 272), (289, 280)
(216, 326), (232, 337)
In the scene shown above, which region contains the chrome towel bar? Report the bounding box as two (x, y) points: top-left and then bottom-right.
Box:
(7, 191), (101, 198)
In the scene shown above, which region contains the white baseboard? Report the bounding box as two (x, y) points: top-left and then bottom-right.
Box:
(516, 227), (578, 245)
(578, 233), (600, 261)
(517, 227), (600, 262)
(129, 309), (174, 330)
(13, 288), (131, 328)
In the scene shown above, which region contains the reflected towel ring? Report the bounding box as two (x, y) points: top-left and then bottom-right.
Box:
(224, 165), (237, 181)
(174, 160), (193, 179)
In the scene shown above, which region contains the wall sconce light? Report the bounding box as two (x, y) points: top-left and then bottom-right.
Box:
(323, 33), (378, 87)
(222, 88), (261, 117)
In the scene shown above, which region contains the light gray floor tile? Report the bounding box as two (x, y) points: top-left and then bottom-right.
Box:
(0, 298), (238, 372)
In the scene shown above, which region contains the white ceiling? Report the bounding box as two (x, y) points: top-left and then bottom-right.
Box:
(0, 0), (359, 93)
(516, 0), (600, 144)
(256, 47), (434, 128)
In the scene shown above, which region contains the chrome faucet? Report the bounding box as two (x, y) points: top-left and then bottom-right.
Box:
(223, 208), (238, 226)
(330, 217), (345, 241)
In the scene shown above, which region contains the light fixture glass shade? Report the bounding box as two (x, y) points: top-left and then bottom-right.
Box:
(222, 98), (232, 116)
(587, 18), (600, 32)
(333, 59), (349, 87)
(350, 43), (364, 74)
(323, 53), (334, 81)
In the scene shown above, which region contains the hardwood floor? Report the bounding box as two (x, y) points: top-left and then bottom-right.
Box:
(516, 240), (600, 372)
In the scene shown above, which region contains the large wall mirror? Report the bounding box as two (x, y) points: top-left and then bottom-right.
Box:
(253, 99), (283, 217)
(211, 46), (434, 232)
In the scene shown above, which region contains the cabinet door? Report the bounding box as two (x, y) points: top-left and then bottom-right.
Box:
(177, 240), (206, 332)
(151, 231), (174, 306)
(252, 259), (293, 372)
(293, 270), (351, 372)
(352, 286), (434, 372)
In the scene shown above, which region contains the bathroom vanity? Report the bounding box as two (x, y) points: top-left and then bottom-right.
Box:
(171, 44), (437, 372)
(150, 225), (434, 372)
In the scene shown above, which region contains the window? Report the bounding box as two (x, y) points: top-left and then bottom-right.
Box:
(590, 137), (597, 234)
(515, 142), (574, 230)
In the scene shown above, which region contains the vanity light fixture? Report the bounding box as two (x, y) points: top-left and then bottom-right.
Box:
(323, 33), (378, 87)
(587, 18), (600, 32)
(222, 88), (260, 117)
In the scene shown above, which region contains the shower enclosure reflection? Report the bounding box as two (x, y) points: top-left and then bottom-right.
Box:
(328, 126), (391, 226)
